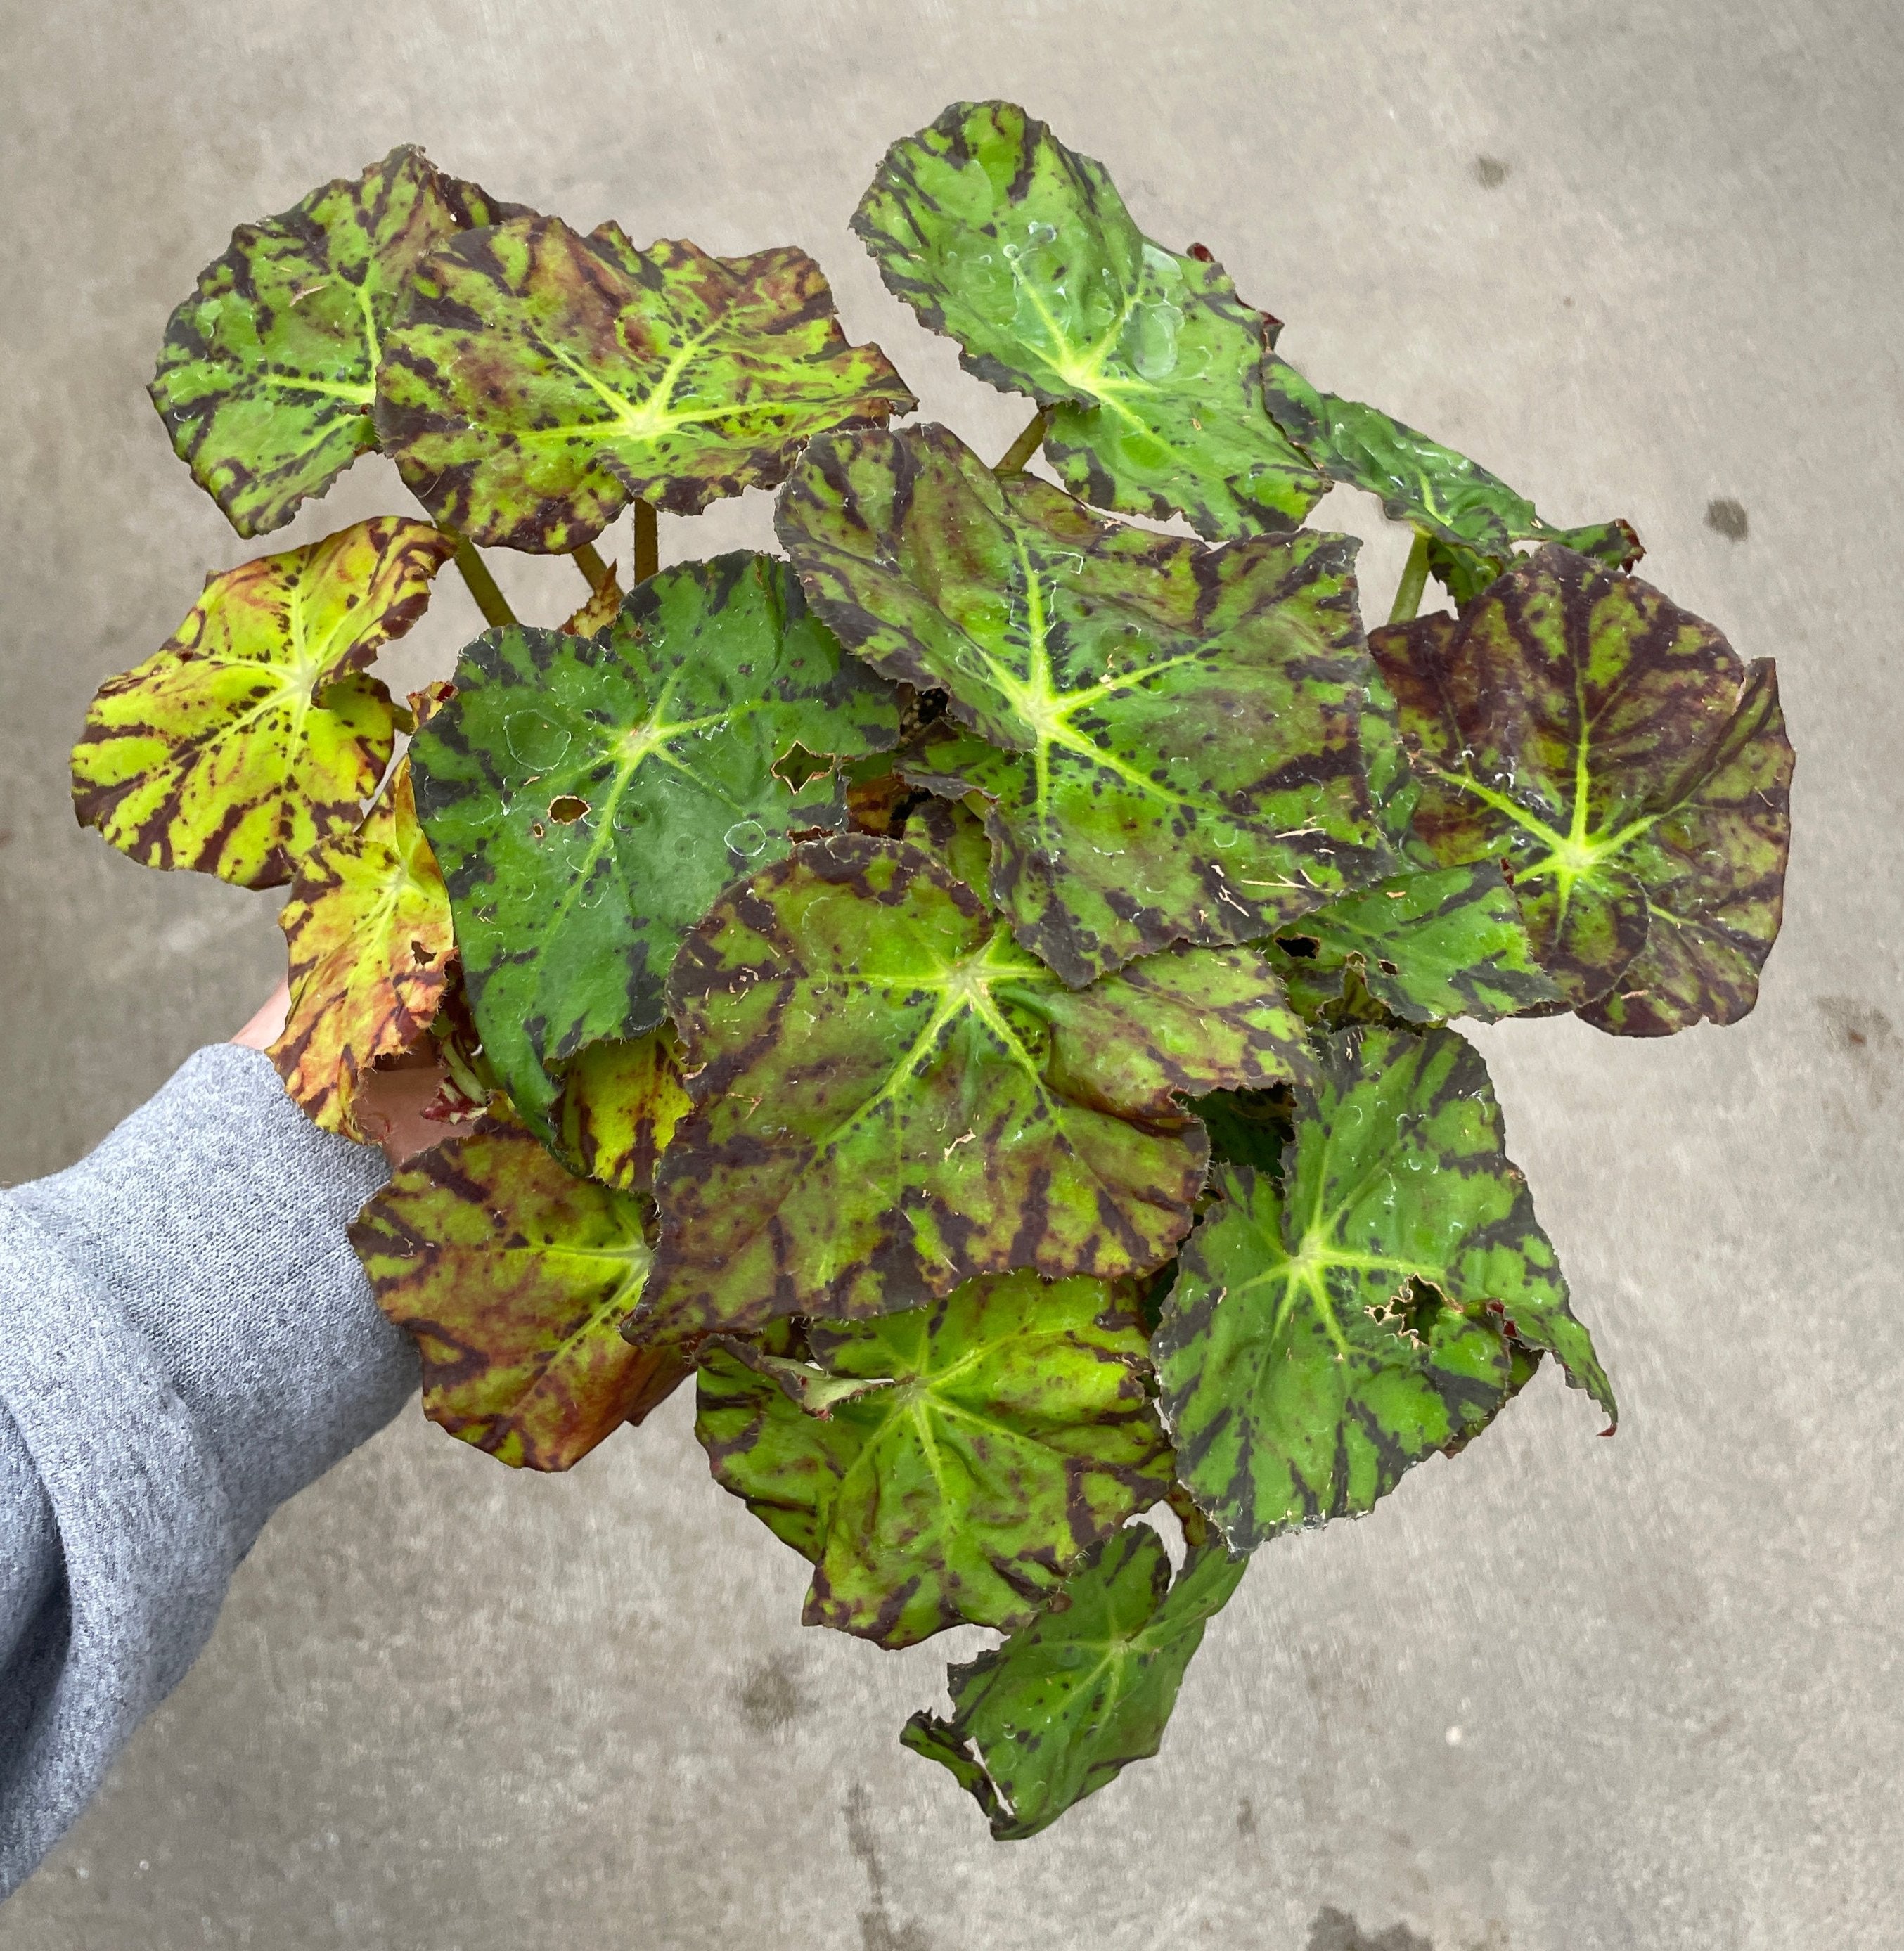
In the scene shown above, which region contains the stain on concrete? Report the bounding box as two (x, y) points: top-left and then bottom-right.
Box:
(736, 1654), (806, 1732)
(1308, 1907), (1435, 1951)
(1473, 155), (1510, 187)
(1705, 496), (1749, 539)
(1819, 996), (1900, 1108)
(845, 1784), (932, 1951)
(1237, 1796), (1257, 1837)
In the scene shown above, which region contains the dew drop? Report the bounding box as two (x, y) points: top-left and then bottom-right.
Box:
(504, 711), (571, 769)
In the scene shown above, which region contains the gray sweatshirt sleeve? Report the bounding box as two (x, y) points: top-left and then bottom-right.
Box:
(0, 1043), (418, 1899)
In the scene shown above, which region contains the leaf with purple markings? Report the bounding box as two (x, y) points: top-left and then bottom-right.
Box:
(902, 1523), (1247, 1836)
(853, 100), (1326, 539)
(150, 147), (523, 536)
(270, 761), (456, 1139)
(350, 1121), (688, 1471)
(640, 835), (1314, 1341)
(71, 517), (451, 888)
(1154, 1024), (1612, 1553)
(695, 1270), (1173, 1647)
(410, 553), (901, 1134)
(1262, 361), (1642, 599)
(1368, 546), (1793, 1028)
(376, 216), (916, 553)
(778, 423), (1403, 985)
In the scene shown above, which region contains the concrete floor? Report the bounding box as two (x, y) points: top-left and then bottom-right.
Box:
(4, 1), (1901, 1945)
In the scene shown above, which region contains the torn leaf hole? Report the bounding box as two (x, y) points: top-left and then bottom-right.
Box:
(548, 794), (588, 823)
(773, 743), (832, 790)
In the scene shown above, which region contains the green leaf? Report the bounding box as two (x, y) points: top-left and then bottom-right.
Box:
(694, 1270), (1173, 1647)
(1425, 518), (1643, 614)
(349, 1120), (689, 1471)
(901, 1522), (1246, 1837)
(852, 101), (1325, 541)
(150, 148), (522, 537)
(1261, 361), (1642, 587)
(410, 553), (901, 1133)
(72, 517), (451, 888)
(269, 760), (456, 1140)
(1273, 861), (1564, 1024)
(1368, 546), (1794, 1026)
(643, 834), (1316, 1340)
(1154, 1024), (1612, 1552)
(375, 216), (916, 553)
(778, 423), (1401, 985)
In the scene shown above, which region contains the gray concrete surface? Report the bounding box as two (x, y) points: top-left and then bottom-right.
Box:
(3, 1), (1900, 1945)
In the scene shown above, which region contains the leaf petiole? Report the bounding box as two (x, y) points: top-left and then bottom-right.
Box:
(571, 541), (617, 597)
(1388, 529), (1432, 625)
(447, 531), (517, 629)
(633, 501), (660, 584)
(994, 407), (1048, 476)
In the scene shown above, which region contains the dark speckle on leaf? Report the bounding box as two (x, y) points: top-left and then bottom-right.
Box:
(1706, 497), (1749, 541)
(1473, 155), (1510, 188)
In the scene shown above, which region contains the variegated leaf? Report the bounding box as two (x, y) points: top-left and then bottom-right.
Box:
(269, 760), (455, 1138)
(1263, 361), (1642, 593)
(695, 1270), (1173, 1647)
(349, 1120), (688, 1470)
(1369, 546), (1794, 1027)
(1154, 1025), (1613, 1552)
(902, 1523), (1246, 1836)
(72, 517), (451, 887)
(553, 1030), (691, 1194)
(150, 148), (523, 536)
(411, 553), (901, 1133)
(1272, 861), (1563, 1024)
(641, 835), (1314, 1341)
(778, 423), (1402, 985)
(854, 101), (1325, 539)
(375, 216), (917, 552)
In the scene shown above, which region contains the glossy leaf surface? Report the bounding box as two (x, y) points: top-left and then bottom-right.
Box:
(350, 1121), (688, 1469)
(778, 424), (1400, 984)
(270, 762), (455, 1138)
(854, 101), (1325, 539)
(1263, 361), (1641, 585)
(902, 1523), (1246, 1836)
(376, 217), (915, 552)
(695, 1271), (1172, 1647)
(72, 517), (449, 887)
(1369, 547), (1793, 1026)
(644, 835), (1315, 1339)
(151, 148), (519, 536)
(1154, 1026), (1612, 1551)
(1275, 861), (1562, 1024)
(411, 553), (900, 1131)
